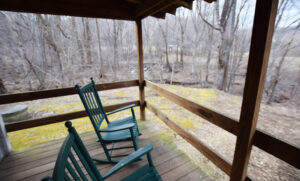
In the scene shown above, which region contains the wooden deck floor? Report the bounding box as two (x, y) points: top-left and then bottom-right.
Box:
(0, 121), (211, 181)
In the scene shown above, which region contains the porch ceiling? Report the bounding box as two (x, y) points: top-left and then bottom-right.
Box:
(0, 0), (215, 20)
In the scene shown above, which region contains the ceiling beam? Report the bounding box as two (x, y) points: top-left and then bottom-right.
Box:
(178, 1), (193, 10)
(151, 12), (166, 19)
(126, 0), (142, 4)
(0, 0), (134, 20)
(134, 0), (181, 19)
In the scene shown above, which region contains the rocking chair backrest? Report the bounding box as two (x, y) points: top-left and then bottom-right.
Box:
(75, 78), (109, 134)
(52, 121), (103, 181)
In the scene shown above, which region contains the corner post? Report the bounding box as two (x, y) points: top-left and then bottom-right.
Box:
(136, 19), (145, 120)
(230, 0), (278, 180)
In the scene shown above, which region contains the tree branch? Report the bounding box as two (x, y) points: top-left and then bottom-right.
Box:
(233, 0), (248, 33)
(199, 1), (221, 32)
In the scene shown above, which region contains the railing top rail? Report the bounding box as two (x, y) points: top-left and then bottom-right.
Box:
(5, 100), (140, 132)
(145, 80), (300, 170)
(145, 80), (239, 135)
(0, 80), (138, 105)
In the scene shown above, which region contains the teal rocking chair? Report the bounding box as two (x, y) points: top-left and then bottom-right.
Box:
(42, 121), (162, 181)
(75, 78), (141, 163)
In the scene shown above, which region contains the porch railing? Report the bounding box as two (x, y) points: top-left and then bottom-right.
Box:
(0, 80), (139, 132)
(0, 79), (299, 180)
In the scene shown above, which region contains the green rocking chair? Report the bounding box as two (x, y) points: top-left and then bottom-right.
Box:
(75, 78), (141, 163)
(42, 121), (162, 181)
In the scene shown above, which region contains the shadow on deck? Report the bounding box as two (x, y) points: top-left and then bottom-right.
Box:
(0, 121), (211, 181)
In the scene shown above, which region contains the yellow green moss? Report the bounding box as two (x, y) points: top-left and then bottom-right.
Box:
(113, 92), (126, 98)
(7, 84), (237, 152)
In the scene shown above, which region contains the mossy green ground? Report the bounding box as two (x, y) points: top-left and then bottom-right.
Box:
(5, 84), (241, 181)
(7, 84), (300, 180)
(8, 85), (237, 152)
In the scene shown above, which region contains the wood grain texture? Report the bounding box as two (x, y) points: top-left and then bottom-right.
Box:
(136, 19), (146, 120)
(1, 121), (208, 181)
(0, 80), (138, 105)
(134, 0), (180, 19)
(0, 0), (136, 20)
(230, 0), (278, 180)
(146, 102), (232, 175)
(145, 80), (239, 135)
(0, 0), (216, 20)
(253, 130), (300, 169)
(5, 100), (140, 132)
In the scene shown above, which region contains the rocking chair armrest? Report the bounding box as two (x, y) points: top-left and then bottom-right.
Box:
(99, 123), (135, 132)
(103, 144), (154, 179)
(106, 104), (136, 116)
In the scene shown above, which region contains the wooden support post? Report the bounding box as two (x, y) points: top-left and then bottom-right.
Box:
(136, 19), (145, 120)
(230, 0), (278, 180)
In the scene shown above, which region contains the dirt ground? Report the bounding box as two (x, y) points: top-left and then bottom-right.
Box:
(5, 84), (300, 181)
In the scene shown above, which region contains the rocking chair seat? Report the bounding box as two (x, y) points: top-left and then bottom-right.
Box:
(102, 128), (135, 142)
(109, 116), (136, 127)
(100, 117), (138, 142)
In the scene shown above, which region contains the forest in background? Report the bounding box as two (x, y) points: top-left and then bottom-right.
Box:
(0, 0), (299, 105)
(0, 1), (300, 180)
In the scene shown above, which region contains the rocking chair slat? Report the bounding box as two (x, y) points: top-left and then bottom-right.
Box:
(65, 161), (80, 180)
(64, 173), (72, 181)
(42, 121), (162, 181)
(68, 152), (88, 181)
(71, 143), (98, 181)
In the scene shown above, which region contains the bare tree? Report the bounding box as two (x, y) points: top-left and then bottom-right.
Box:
(81, 18), (92, 63)
(267, 21), (300, 104)
(0, 78), (7, 94)
(95, 19), (104, 78)
(158, 19), (172, 72)
(289, 66), (300, 101)
(37, 15), (67, 86)
(199, 0), (248, 91)
(189, 3), (206, 83)
(177, 8), (188, 67)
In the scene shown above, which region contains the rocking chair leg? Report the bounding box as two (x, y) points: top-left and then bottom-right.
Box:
(129, 128), (138, 151)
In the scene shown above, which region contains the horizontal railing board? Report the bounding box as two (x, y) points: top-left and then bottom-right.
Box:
(253, 130), (300, 169)
(0, 80), (138, 105)
(3, 78), (297, 173)
(146, 80), (299, 173)
(146, 102), (255, 180)
(146, 102), (232, 175)
(145, 80), (239, 135)
(5, 100), (140, 132)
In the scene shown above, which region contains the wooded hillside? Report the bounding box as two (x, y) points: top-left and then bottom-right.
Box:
(0, 0), (299, 105)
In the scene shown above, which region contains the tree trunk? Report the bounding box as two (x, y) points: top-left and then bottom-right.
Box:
(0, 78), (7, 94)
(215, 0), (236, 91)
(180, 31), (184, 67)
(112, 20), (119, 79)
(95, 19), (104, 78)
(55, 16), (68, 87)
(81, 18), (91, 63)
(267, 22), (299, 104)
(165, 44), (172, 72)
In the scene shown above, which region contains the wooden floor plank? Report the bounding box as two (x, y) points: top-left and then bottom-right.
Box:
(1, 121), (208, 181)
(177, 168), (209, 181)
(161, 161), (197, 180)
(0, 124), (154, 170)
(2, 135), (159, 180)
(10, 133), (162, 180)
